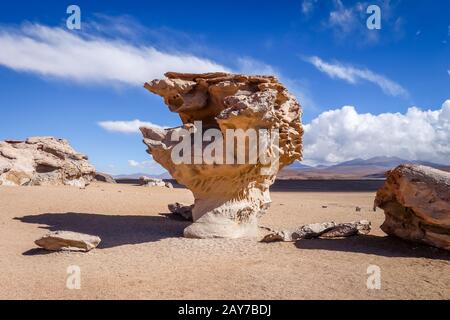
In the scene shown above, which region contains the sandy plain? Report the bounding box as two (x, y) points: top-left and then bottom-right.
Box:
(0, 182), (448, 299)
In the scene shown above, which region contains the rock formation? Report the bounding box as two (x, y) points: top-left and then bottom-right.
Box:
(139, 176), (173, 188)
(95, 172), (116, 183)
(374, 164), (450, 250)
(261, 220), (371, 242)
(35, 231), (101, 252)
(0, 137), (95, 187)
(140, 72), (303, 238)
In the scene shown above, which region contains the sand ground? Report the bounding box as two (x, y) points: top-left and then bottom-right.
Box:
(0, 182), (449, 300)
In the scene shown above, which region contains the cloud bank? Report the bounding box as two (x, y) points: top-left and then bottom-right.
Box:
(303, 100), (450, 165)
(0, 23), (229, 85)
(305, 56), (408, 97)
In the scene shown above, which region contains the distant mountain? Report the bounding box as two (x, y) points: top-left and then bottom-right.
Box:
(111, 157), (449, 181)
(329, 156), (406, 168)
(113, 172), (171, 180)
(280, 156), (449, 180)
(287, 161), (314, 169)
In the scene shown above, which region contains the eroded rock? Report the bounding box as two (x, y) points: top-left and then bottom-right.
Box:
(168, 202), (194, 221)
(140, 72), (303, 238)
(35, 231), (101, 252)
(374, 164), (450, 250)
(0, 137), (95, 187)
(94, 172), (116, 183)
(260, 220), (371, 243)
(139, 176), (172, 188)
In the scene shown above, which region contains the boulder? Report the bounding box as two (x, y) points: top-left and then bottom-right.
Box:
(374, 164), (450, 250)
(140, 72), (303, 238)
(35, 231), (101, 252)
(94, 172), (116, 183)
(0, 137), (95, 187)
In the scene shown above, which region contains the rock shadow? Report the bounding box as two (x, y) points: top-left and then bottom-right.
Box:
(15, 212), (190, 251)
(295, 235), (450, 261)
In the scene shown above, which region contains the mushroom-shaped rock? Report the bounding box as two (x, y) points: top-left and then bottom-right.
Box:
(140, 72), (303, 238)
(0, 137), (95, 187)
(374, 164), (450, 250)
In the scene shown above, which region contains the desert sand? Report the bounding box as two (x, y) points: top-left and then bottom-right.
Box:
(0, 182), (449, 300)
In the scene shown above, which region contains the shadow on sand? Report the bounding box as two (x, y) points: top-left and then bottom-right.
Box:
(16, 212), (190, 254)
(295, 234), (450, 261)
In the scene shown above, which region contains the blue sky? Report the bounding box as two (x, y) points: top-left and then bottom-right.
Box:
(0, 0), (449, 174)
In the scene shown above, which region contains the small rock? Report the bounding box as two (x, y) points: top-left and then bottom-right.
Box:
(355, 206), (361, 212)
(293, 222), (336, 239)
(321, 205), (328, 208)
(35, 231), (101, 252)
(354, 220), (371, 235)
(320, 224), (358, 238)
(260, 229), (292, 242)
(168, 202), (193, 221)
(164, 182), (173, 188)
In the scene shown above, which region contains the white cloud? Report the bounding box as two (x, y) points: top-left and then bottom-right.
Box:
(0, 21), (315, 113)
(326, 0), (369, 37)
(329, 0), (356, 33)
(128, 159), (159, 169)
(0, 23), (229, 85)
(98, 120), (166, 134)
(128, 160), (140, 167)
(305, 56), (408, 97)
(303, 100), (450, 165)
(301, 0), (317, 15)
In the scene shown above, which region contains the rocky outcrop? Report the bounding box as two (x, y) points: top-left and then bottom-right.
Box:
(139, 176), (173, 188)
(261, 220), (371, 242)
(140, 72), (303, 238)
(0, 137), (95, 187)
(35, 231), (101, 252)
(374, 164), (450, 250)
(94, 172), (116, 183)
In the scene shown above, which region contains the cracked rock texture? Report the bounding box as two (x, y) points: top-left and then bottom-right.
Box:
(374, 164), (450, 250)
(260, 220), (371, 242)
(140, 72), (303, 238)
(0, 137), (95, 187)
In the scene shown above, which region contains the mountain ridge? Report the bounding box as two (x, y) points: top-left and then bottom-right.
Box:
(112, 157), (450, 181)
